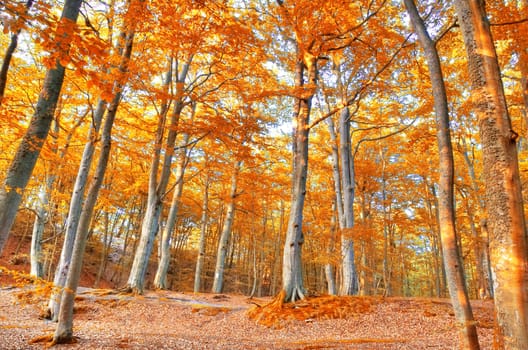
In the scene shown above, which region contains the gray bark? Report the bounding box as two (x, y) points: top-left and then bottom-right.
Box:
(53, 85), (121, 342)
(454, 0), (528, 348)
(0, 0), (83, 255)
(53, 23), (136, 343)
(282, 55), (315, 302)
(30, 185), (47, 278)
(47, 99), (106, 320)
(153, 131), (189, 289)
(338, 107), (358, 295)
(380, 148), (392, 296)
(194, 172), (210, 293)
(0, 0), (34, 105)
(404, 1), (480, 348)
(127, 56), (191, 293)
(212, 160), (241, 293)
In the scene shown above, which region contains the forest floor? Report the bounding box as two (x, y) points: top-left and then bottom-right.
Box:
(0, 276), (496, 349)
(0, 233), (495, 349)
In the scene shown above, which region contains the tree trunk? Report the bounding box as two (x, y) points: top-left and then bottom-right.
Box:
(405, 0), (481, 347)
(0, 0), (34, 105)
(194, 172), (210, 293)
(339, 107), (358, 295)
(380, 147), (392, 297)
(324, 202), (337, 295)
(282, 54), (315, 302)
(453, 1), (528, 348)
(30, 185), (47, 278)
(212, 160), (241, 293)
(405, 0), (480, 347)
(53, 20), (137, 343)
(47, 99), (106, 321)
(0, 0), (83, 255)
(153, 131), (189, 289)
(53, 87), (121, 343)
(127, 56), (191, 293)
(324, 117), (340, 296)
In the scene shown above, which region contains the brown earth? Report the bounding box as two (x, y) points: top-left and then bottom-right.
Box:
(1, 231), (495, 349)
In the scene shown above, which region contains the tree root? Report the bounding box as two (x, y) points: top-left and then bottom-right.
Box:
(28, 333), (78, 347)
(247, 292), (379, 328)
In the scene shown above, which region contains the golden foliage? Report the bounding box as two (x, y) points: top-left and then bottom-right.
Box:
(0, 267), (54, 302)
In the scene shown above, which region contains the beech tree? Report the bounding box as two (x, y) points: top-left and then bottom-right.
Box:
(453, 0), (528, 348)
(404, 0), (479, 348)
(153, 119), (191, 289)
(212, 159), (242, 293)
(126, 55), (192, 293)
(47, 0), (117, 320)
(0, 0), (83, 254)
(0, 0), (34, 105)
(53, 0), (142, 342)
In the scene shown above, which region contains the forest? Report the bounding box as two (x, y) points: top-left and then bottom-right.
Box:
(0, 0), (527, 349)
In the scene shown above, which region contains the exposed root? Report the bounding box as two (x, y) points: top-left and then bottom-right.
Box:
(248, 292), (380, 328)
(28, 334), (54, 345)
(28, 333), (78, 347)
(50, 334), (79, 346)
(117, 285), (141, 296)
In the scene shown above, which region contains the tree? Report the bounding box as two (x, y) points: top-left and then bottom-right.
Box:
(125, 55), (190, 294)
(47, 0), (117, 319)
(153, 123), (191, 289)
(194, 166), (211, 293)
(0, 0), (83, 255)
(52, 0), (141, 341)
(0, 0), (34, 105)
(212, 159), (242, 293)
(403, 0), (480, 348)
(453, 0), (528, 348)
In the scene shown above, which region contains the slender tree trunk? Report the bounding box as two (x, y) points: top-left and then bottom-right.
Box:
(405, 1), (480, 348)
(380, 147), (391, 297)
(194, 172), (210, 293)
(325, 117), (340, 296)
(154, 131), (189, 289)
(325, 202), (337, 295)
(212, 160), (241, 293)
(53, 19), (137, 342)
(0, 0), (34, 105)
(30, 185), (48, 278)
(47, 99), (106, 320)
(53, 85), (121, 343)
(339, 107), (358, 295)
(459, 138), (493, 298)
(127, 56), (191, 293)
(325, 117), (345, 231)
(0, 0), (83, 255)
(29, 112), (60, 278)
(454, 1), (528, 348)
(282, 53), (316, 302)
(125, 65), (172, 293)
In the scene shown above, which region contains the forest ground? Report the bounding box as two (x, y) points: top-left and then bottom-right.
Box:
(1, 234), (495, 349)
